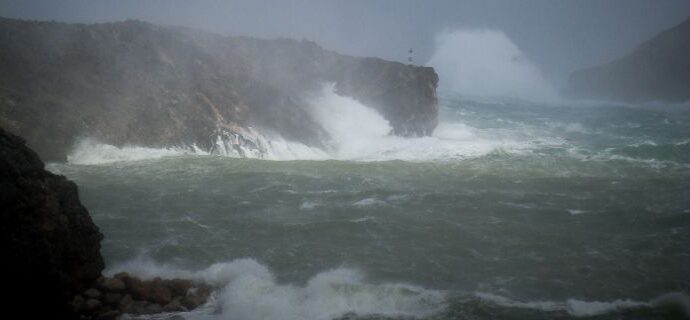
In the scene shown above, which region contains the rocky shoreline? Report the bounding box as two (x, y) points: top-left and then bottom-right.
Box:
(72, 273), (212, 319)
(1, 127), (211, 319)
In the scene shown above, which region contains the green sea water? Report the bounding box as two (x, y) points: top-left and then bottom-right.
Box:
(48, 97), (690, 320)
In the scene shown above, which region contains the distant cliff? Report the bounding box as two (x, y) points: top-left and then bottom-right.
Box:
(566, 17), (690, 103)
(0, 17), (438, 161)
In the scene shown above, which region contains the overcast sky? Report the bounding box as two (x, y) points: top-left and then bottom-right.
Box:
(1, 0), (689, 83)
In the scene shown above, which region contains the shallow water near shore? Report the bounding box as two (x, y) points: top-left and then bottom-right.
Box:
(48, 96), (690, 320)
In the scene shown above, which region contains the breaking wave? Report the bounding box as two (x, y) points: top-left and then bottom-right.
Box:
(66, 84), (534, 164)
(475, 292), (690, 317)
(107, 257), (447, 320)
(67, 139), (203, 165)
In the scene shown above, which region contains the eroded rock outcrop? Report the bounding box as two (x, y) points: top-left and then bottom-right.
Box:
(0, 17), (438, 161)
(0, 127), (104, 318)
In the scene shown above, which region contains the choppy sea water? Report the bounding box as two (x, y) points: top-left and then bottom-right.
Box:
(48, 96), (690, 320)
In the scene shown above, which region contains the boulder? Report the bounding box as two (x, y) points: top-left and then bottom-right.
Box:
(143, 303), (163, 314)
(103, 293), (123, 306)
(151, 285), (173, 305)
(163, 297), (185, 312)
(86, 298), (103, 311)
(84, 288), (102, 299)
(118, 294), (135, 313)
(70, 295), (86, 313)
(101, 277), (126, 292)
(95, 310), (121, 320)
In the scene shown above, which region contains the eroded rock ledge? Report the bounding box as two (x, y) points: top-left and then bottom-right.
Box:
(0, 17), (439, 161)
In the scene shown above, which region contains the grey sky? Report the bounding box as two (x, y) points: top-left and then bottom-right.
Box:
(1, 0), (689, 84)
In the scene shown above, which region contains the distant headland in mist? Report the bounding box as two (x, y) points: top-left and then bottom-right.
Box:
(566, 17), (690, 103)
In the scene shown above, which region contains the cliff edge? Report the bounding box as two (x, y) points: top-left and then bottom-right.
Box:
(0, 17), (438, 161)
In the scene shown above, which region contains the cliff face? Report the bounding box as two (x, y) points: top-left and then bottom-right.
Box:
(0, 127), (104, 318)
(566, 17), (690, 103)
(0, 17), (438, 161)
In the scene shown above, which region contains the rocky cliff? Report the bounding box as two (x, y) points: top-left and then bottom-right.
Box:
(0, 127), (104, 318)
(566, 17), (690, 103)
(0, 17), (438, 161)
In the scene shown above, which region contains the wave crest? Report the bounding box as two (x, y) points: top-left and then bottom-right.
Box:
(107, 257), (447, 320)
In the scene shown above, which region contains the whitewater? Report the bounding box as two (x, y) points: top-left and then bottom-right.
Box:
(47, 29), (690, 320)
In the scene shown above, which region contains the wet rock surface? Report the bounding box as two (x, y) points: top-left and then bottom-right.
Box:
(0, 127), (105, 318)
(72, 273), (212, 319)
(1, 127), (212, 319)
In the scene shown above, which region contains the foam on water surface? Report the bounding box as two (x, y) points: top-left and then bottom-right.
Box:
(108, 257), (447, 320)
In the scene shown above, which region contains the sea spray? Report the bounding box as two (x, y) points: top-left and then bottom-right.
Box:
(66, 90), (536, 164)
(428, 29), (561, 103)
(107, 257), (447, 320)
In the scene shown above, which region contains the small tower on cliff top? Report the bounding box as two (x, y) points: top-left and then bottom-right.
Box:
(408, 48), (414, 64)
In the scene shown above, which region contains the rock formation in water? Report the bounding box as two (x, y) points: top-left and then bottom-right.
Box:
(0, 126), (104, 318)
(566, 17), (690, 103)
(0, 17), (438, 161)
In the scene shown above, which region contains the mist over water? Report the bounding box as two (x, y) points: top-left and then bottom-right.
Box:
(428, 29), (561, 103)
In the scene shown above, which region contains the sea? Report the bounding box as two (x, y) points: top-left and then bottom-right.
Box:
(48, 92), (690, 320)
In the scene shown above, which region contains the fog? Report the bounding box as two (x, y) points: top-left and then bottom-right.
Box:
(2, 0), (689, 87)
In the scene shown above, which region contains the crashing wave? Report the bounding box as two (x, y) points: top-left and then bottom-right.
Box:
(107, 257), (447, 320)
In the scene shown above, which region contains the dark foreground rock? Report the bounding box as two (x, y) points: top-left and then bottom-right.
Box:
(72, 273), (212, 319)
(0, 17), (438, 161)
(0, 127), (104, 318)
(1, 127), (211, 319)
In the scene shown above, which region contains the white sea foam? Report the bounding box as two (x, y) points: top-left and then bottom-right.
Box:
(353, 198), (387, 207)
(65, 86), (534, 164)
(210, 127), (328, 161)
(475, 292), (690, 317)
(107, 257), (447, 320)
(349, 216), (376, 223)
(300, 201), (319, 210)
(303, 84), (533, 162)
(67, 138), (203, 165)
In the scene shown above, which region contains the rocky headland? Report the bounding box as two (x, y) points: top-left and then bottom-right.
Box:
(1, 127), (211, 319)
(0, 17), (438, 161)
(566, 17), (690, 103)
